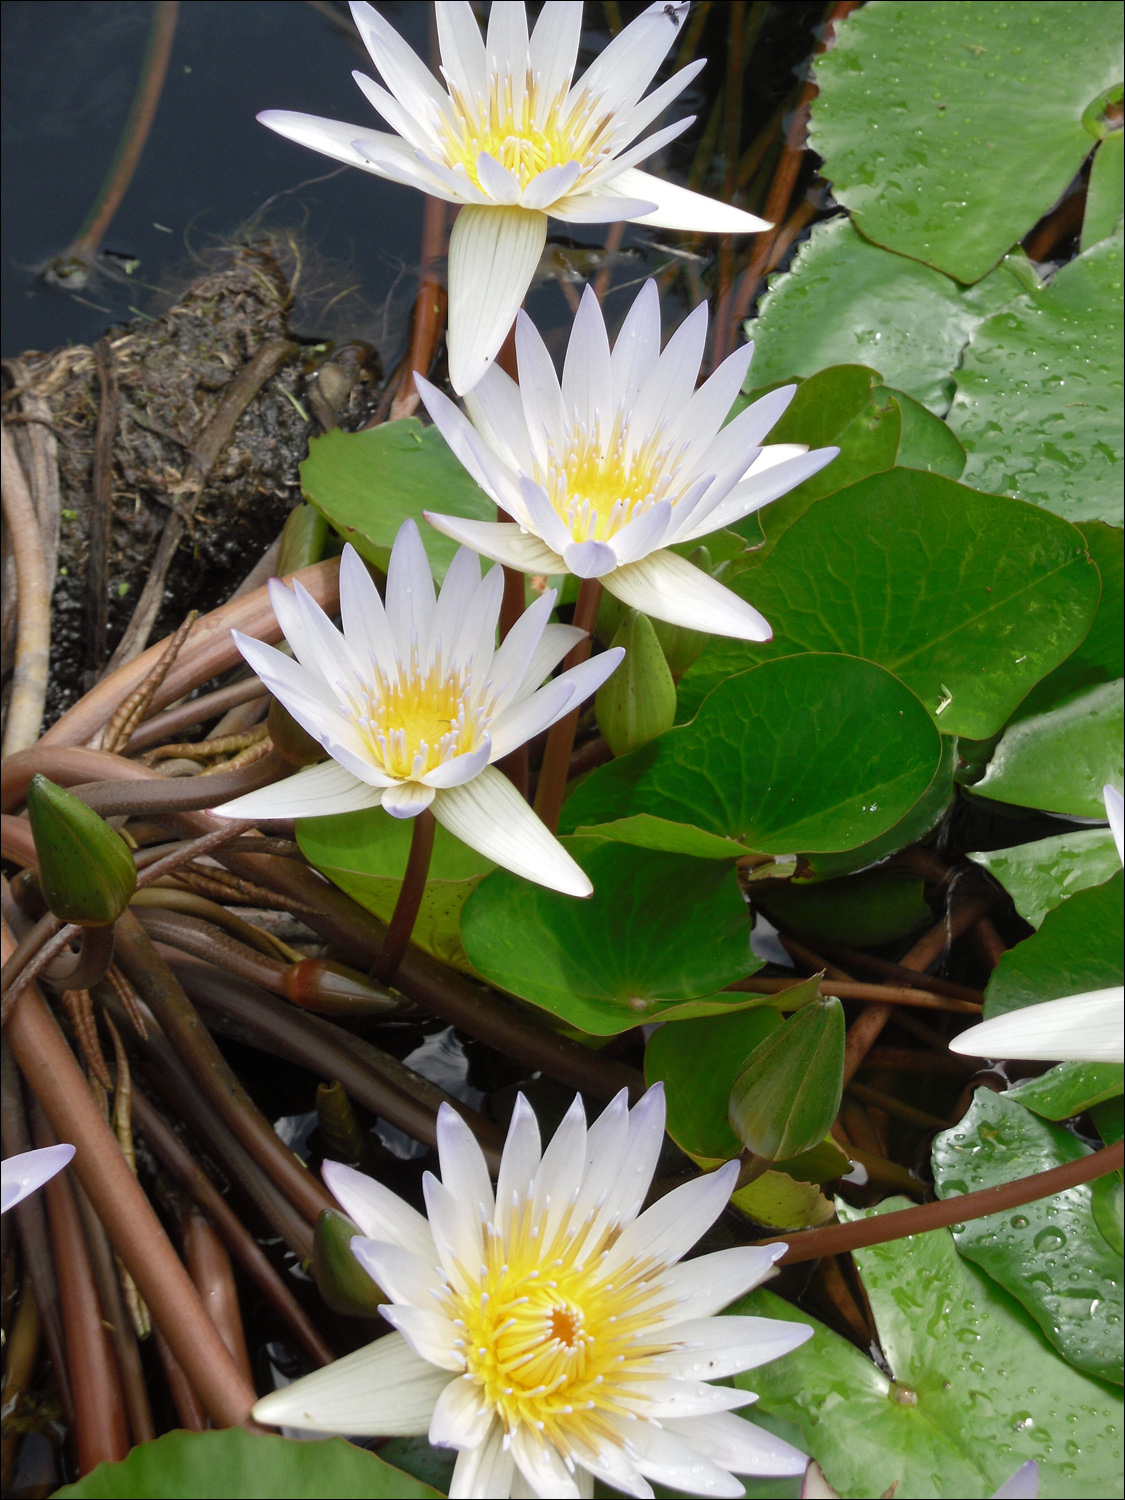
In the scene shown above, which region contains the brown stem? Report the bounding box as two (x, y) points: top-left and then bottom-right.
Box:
(809, 937), (985, 1004)
(374, 808), (435, 984)
(125, 677), (265, 754)
(0, 912), (67, 1021)
(135, 818), (256, 888)
(764, 1139), (1125, 1265)
(154, 1328), (207, 1432)
(130, 1086), (333, 1367)
(66, 2), (179, 264)
(45, 923), (116, 993)
(708, 0), (746, 373)
(170, 951), (506, 1170)
(100, 611), (197, 754)
(0, 426), (50, 756)
(37, 557), (340, 750)
(496, 504), (530, 798)
(4, 928), (260, 1427)
(112, 911), (335, 1227)
(71, 748), (288, 817)
(72, 1180), (155, 1446)
(0, 1281), (40, 1489)
(845, 1079), (948, 1132)
(33, 1106), (131, 1472)
(726, 974), (981, 1015)
(533, 577), (603, 833)
(183, 1210), (254, 1385)
(393, 188), (449, 418)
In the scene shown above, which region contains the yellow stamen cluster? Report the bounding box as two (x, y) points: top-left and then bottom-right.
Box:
(439, 75), (615, 194)
(345, 652), (487, 780)
(441, 1196), (673, 1454)
(538, 416), (685, 543)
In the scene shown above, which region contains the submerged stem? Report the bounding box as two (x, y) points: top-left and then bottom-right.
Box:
(533, 576), (603, 834)
(375, 808), (436, 984)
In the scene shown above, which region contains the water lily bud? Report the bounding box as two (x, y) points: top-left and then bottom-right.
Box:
(650, 546), (712, 679)
(729, 995), (845, 1161)
(594, 610), (676, 757)
(26, 775), (136, 926)
(312, 1209), (385, 1317)
(277, 502), (329, 576)
(281, 958), (399, 1016)
(268, 697), (328, 767)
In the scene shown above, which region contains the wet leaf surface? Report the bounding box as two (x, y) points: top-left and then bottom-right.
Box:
(971, 828), (1122, 928)
(984, 871), (1124, 1018)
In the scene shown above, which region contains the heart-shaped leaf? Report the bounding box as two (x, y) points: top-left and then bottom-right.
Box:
(564, 653), (942, 856)
(933, 1089), (1124, 1383)
(984, 871), (1124, 1019)
(1005, 1061), (1124, 1121)
(970, 828), (1122, 928)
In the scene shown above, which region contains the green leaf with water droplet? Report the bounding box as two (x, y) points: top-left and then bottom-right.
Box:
(811, 1), (1124, 283)
(742, 219), (1031, 412)
(949, 232), (1125, 528)
(933, 1089), (1123, 1383)
(732, 1213), (1124, 1498)
(677, 472), (1100, 739)
(1005, 1060), (1124, 1121)
(971, 828), (1122, 929)
(1083, 133), (1125, 251)
(985, 870), (1124, 1019)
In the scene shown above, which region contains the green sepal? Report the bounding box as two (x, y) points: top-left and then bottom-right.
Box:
(26, 775), (136, 926)
(729, 995), (845, 1161)
(312, 1209), (383, 1317)
(594, 610), (676, 757)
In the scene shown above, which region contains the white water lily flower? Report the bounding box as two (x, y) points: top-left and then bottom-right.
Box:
(259, 1), (769, 393)
(212, 523), (621, 898)
(417, 280), (838, 640)
(951, 785), (1124, 1065)
(1, 1144), (75, 1214)
(254, 1083), (811, 1498)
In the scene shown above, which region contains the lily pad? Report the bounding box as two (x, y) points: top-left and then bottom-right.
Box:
(1082, 132), (1125, 251)
(932, 1089), (1124, 1383)
(734, 1217), (1125, 1498)
(972, 678), (1124, 818)
(563, 653), (941, 858)
(949, 233), (1125, 527)
(970, 828), (1122, 928)
(1005, 1061), (1124, 1121)
(984, 871), (1124, 1019)
(297, 806), (494, 975)
(678, 473), (1100, 739)
(55, 1429), (441, 1498)
(743, 217), (1031, 411)
(811, 1), (1125, 283)
(459, 839), (756, 1036)
(300, 419), (494, 582)
(892, 388), (967, 478)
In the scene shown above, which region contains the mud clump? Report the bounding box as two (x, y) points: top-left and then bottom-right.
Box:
(2, 245), (380, 726)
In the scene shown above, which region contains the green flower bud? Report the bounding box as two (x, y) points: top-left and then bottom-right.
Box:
(277, 502), (329, 576)
(650, 546), (712, 679)
(594, 610), (676, 757)
(26, 775), (136, 926)
(729, 995), (845, 1161)
(312, 1209), (384, 1317)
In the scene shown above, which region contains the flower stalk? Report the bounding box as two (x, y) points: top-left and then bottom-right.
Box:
(533, 575), (601, 833)
(374, 807), (436, 983)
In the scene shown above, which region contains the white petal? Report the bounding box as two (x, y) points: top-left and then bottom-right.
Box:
(658, 1245), (788, 1323)
(453, 563), (505, 679)
(321, 1160), (437, 1261)
(429, 1373), (494, 1450)
(351, 1238), (439, 1307)
(380, 1304), (464, 1371)
(266, 577), (327, 674)
(550, 193), (660, 224)
(633, 301), (709, 441)
(257, 109), (438, 183)
(572, 1089), (631, 1229)
(339, 544), (400, 679)
(450, 1419), (515, 1498)
(436, 1), (488, 103)
(679, 447), (841, 541)
(529, 2), (583, 114)
(615, 166), (771, 233)
(518, 623), (586, 696)
(562, 285), (613, 436)
(252, 1331), (447, 1435)
(604, 113), (696, 176)
(514, 311), (568, 463)
(488, 678), (574, 762)
(624, 1421), (744, 1497)
(530, 1093), (587, 1238)
(637, 1379), (756, 1419)
(669, 342), (757, 463)
(495, 1093), (542, 1234)
(610, 278), (663, 409)
(607, 1081), (667, 1226)
(424, 513), (564, 573)
(228, 634), (373, 776)
(431, 546), (484, 664)
(572, 1440), (652, 1500)
(464, 365), (535, 475)
(609, 500), (673, 565)
(488, 589), (558, 714)
(949, 988), (1125, 1063)
(521, 159), (583, 210)
(420, 743), (493, 790)
(521, 477), (577, 557)
(0, 1145), (75, 1215)
(511, 1425), (581, 1498)
(486, 0), (530, 95)
(437, 1102), (496, 1222)
(352, 71), (438, 154)
(993, 1460), (1041, 1500)
(448, 206), (549, 393)
(211, 760), (385, 822)
(1105, 784), (1124, 864)
(655, 1316), (813, 1379)
(476, 150), (523, 205)
(662, 1411), (808, 1477)
(434, 769), (593, 895)
(423, 1170), (485, 1281)
(606, 60), (705, 149)
(415, 376), (507, 503)
(602, 1163), (738, 1280)
(564, 539), (619, 578)
(574, 0), (686, 120)
(385, 518), (437, 656)
(604, 550), (772, 640)
(549, 646), (625, 710)
(350, 1), (447, 115)
(381, 780), (437, 818)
